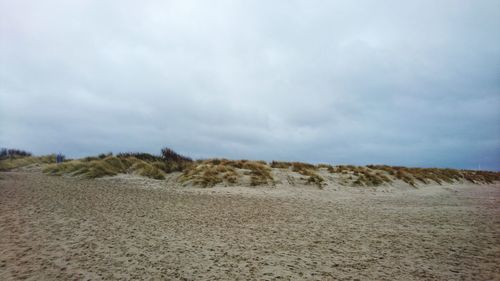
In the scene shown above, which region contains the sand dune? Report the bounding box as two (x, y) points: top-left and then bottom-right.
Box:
(0, 170), (499, 280)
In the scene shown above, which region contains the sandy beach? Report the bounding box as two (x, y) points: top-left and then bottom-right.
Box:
(0, 171), (499, 280)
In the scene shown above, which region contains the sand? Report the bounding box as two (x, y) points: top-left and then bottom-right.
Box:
(0, 171), (499, 280)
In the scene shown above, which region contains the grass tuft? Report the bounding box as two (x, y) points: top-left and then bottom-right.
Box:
(289, 162), (324, 188)
(180, 163), (237, 187)
(181, 159), (273, 187)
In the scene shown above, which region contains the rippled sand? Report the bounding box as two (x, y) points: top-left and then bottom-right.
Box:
(0, 171), (499, 280)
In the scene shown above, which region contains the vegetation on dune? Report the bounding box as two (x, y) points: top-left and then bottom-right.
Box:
(289, 162), (325, 188)
(239, 161), (274, 186)
(116, 152), (162, 162)
(45, 157), (119, 178)
(2, 147), (499, 187)
(365, 165), (500, 186)
(0, 148), (32, 159)
(327, 166), (393, 187)
(44, 156), (167, 180)
(180, 162), (238, 187)
(161, 147), (193, 162)
(129, 160), (166, 180)
(270, 161), (293, 169)
(324, 165), (500, 187)
(316, 163), (334, 169)
(43, 147), (193, 180)
(0, 148), (45, 171)
(271, 161), (325, 188)
(271, 161), (318, 171)
(181, 159), (273, 187)
(0, 153), (57, 171)
(116, 151), (190, 173)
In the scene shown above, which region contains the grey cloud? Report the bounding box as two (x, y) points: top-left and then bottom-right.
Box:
(1, 0), (499, 170)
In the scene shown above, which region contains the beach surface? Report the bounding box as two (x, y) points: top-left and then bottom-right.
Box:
(1, 171), (499, 280)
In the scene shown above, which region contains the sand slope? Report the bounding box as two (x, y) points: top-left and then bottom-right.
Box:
(0, 171), (499, 280)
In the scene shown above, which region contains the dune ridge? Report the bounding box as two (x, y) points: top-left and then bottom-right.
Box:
(1, 149), (498, 189)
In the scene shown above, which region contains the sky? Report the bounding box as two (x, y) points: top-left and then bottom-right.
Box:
(1, 0), (499, 170)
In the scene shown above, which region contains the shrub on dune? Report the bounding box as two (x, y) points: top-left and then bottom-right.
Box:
(270, 161), (293, 169)
(0, 148), (32, 160)
(161, 147), (192, 162)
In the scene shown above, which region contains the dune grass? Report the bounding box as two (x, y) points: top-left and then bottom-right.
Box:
(0, 155), (57, 171)
(181, 159), (273, 187)
(44, 156), (167, 180)
(365, 165), (500, 185)
(205, 159), (274, 186)
(290, 163), (325, 188)
(271, 161), (325, 188)
(42, 147), (193, 180)
(3, 147), (499, 188)
(343, 166), (393, 187)
(325, 165), (500, 187)
(180, 162), (238, 187)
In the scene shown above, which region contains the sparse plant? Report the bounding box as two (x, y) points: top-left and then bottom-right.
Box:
(98, 152), (113, 159)
(288, 162), (325, 188)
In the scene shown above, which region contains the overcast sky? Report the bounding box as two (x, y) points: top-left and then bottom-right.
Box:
(1, 0), (499, 170)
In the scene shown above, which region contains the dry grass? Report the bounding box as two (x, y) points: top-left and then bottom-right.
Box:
(365, 165), (500, 186)
(316, 163), (333, 169)
(327, 165), (357, 174)
(116, 152), (162, 162)
(4, 150), (499, 188)
(0, 155), (57, 171)
(127, 160), (166, 180)
(325, 165), (500, 187)
(43, 156), (166, 180)
(287, 162), (325, 188)
(333, 166), (393, 187)
(180, 163), (239, 187)
(291, 162), (317, 172)
(181, 159), (273, 187)
(43, 147), (194, 180)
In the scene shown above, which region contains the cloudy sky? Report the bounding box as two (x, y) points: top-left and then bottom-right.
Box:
(1, 0), (499, 170)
